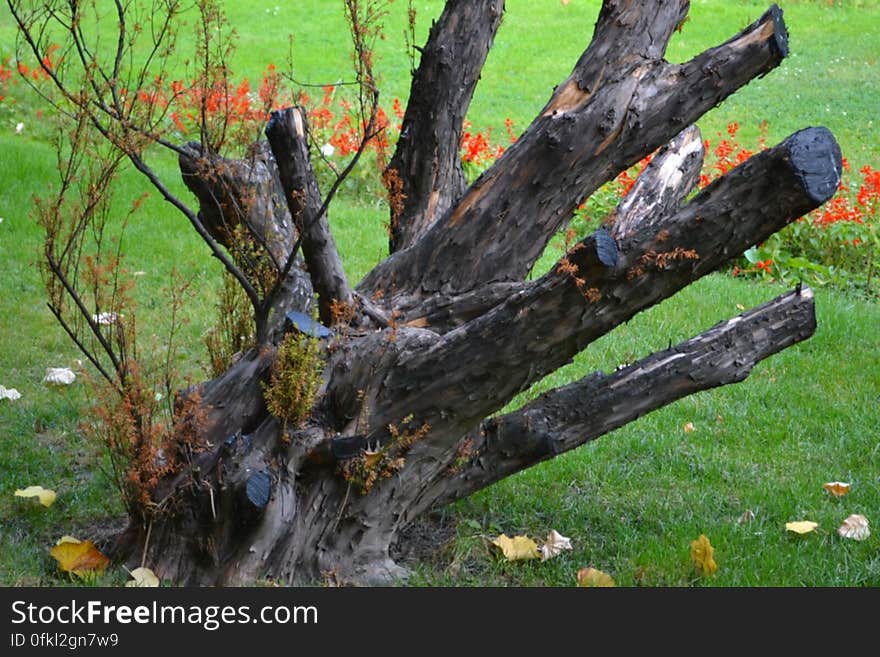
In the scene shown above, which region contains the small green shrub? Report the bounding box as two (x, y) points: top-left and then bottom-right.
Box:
(262, 329), (323, 433)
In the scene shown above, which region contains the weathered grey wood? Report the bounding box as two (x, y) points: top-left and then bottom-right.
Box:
(177, 140), (314, 340)
(178, 140), (295, 267)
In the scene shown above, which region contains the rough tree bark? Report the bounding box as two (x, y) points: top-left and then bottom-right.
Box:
(111, 1), (842, 585)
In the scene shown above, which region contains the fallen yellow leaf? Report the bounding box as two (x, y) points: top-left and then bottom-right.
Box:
(683, 422), (695, 433)
(785, 520), (818, 535)
(823, 481), (851, 498)
(838, 514), (869, 541)
(491, 534), (540, 561)
(126, 567), (160, 587)
(50, 539), (109, 578)
(577, 567), (615, 587)
(56, 535), (81, 545)
(689, 534), (717, 575)
(14, 485), (57, 507)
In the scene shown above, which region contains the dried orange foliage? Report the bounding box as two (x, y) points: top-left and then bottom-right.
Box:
(822, 481), (851, 498)
(382, 167), (406, 235)
(83, 371), (209, 516)
(627, 247), (700, 280)
(556, 243), (602, 303)
(329, 298), (357, 327)
(340, 419), (430, 494)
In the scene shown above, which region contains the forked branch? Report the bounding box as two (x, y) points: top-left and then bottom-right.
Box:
(361, 4), (789, 301)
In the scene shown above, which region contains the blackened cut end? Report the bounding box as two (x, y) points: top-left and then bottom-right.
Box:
(788, 127), (842, 204)
(265, 108), (286, 138)
(767, 4), (789, 59)
(594, 227), (619, 268)
(285, 310), (331, 339)
(246, 470), (272, 510)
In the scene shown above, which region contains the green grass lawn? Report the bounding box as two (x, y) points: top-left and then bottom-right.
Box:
(1, 0), (878, 587)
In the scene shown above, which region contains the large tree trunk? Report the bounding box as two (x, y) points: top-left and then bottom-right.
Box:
(112, 1), (841, 585)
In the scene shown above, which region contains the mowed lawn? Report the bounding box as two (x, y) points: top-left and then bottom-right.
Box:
(0, 0), (878, 586)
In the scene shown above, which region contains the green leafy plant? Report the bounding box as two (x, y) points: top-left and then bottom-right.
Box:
(262, 327), (324, 434)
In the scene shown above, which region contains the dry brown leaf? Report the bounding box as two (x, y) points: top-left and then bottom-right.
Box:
(785, 520), (818, 535)
(683, 422), (695, 433)
(577, 567), (615, 587)
(126, 567), (160, 587)
(15, 485), (57, 507)
(491, 534), (540, 561)
(50, 538), (109, 578)
(823, 481), (851, 498)
(539, 530), (573, 561)
(737, 509), (755, 525)
(838, 514), (869, 541)
(689, 534), (717, 575)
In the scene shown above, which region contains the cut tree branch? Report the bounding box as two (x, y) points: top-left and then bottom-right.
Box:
(178, 140), (315, 340)
(422, 285), (817, 510)
(179, 140), (295, 269)
(386, 0), (505, 253)
(266, 107), (353, 325)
